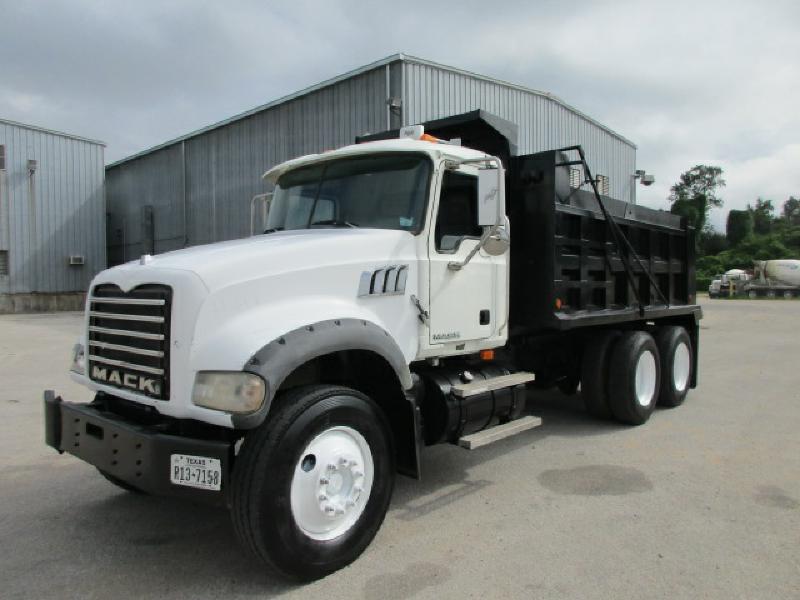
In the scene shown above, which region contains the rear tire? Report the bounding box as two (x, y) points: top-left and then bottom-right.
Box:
(654, 326), (692, 408)
(580, 331), (620, 419)
(231, 384), (395, 581)
(608, 331), (660, 425)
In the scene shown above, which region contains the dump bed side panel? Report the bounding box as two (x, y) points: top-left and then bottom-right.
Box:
(507, 151), (697, 335)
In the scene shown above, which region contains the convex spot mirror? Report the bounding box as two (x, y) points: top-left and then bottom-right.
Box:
(482, 226), (510, 256)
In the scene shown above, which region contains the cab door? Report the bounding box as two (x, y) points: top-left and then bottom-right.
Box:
(427, 168), (503, 347)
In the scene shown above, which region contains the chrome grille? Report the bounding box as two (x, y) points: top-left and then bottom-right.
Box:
(87, 284), (172, 400)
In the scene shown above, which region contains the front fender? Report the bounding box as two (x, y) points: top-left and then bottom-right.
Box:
(233, 318), (412, 428)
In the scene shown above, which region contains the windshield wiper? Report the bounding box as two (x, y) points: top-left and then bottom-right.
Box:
(262, 227), (284, 234)
(309, 219), (359, 228)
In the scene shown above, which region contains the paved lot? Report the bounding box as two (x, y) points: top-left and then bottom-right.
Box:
(1, 298), (798, 599)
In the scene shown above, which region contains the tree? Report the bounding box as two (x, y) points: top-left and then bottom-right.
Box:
(669, 165), (725, 234)
(699, 231), (728, 255)
(726, 209), (753, 246)
(748, 198), (775, 235)
(783, 196), (800, 226)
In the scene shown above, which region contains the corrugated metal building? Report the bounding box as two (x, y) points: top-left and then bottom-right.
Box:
(105, 54), (637, 265)
(0, 118), (105, 312)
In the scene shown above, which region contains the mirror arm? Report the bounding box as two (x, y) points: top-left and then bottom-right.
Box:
(447, 223), (500, 271)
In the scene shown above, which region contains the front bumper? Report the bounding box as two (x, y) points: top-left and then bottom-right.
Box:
(44, 390), (233, 507)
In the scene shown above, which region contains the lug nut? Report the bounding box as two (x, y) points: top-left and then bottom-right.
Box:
(335, 507), (345, 515)
(353, 486), (362, 494)
(339, 457), (348, 466)
(319, 494), (328, 502)
(327, 463), (337, 472)
(319, 477), (330, 485)
(324, 505), (335, 514)
(345, 499), (355, 507)
(353, 470), (363, 478)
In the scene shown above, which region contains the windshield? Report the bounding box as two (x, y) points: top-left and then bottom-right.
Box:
(266, 153), (431, 233)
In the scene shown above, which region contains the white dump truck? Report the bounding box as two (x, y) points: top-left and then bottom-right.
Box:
(44, 113), (701, 580)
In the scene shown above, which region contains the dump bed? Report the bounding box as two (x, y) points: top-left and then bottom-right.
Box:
(507, 150), (698, 336)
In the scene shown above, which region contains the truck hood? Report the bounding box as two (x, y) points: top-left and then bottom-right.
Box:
(107, 229), (417, 291)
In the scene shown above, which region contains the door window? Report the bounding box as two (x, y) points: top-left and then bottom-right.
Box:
(435, 171), (482, 253)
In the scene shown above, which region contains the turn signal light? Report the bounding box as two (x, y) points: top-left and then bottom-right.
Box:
(480, 349), (495, 361)
(555, 298), (563, 310)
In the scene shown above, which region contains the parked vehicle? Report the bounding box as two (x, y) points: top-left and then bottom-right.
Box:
(708, 275), (723, 298)
(742, 260), (800, 298)
(44, 113), (701, 580)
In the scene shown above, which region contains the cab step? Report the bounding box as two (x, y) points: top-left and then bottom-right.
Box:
(458, 415), (542, 450)
(450, 371), (535, 398)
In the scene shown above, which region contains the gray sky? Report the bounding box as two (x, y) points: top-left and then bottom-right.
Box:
(2, 0), (798, 230)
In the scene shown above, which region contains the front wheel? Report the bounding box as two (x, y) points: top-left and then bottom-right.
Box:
(231, 385), (395, 581)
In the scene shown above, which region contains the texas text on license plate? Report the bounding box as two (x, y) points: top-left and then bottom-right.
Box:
(170, 454), (222, 491)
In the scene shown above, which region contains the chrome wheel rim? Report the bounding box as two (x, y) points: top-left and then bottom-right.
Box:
(290, 425), (374, 541)
(672, 341), (691, 392)
(635, 350), (657, 407)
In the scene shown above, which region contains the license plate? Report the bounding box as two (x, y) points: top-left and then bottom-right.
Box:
(170, 454), (222, 491)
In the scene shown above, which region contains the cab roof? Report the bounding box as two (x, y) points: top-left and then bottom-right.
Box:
(263, 138), (490, 183)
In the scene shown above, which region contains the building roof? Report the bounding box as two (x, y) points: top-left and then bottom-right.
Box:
(0, 117), (105, 146)
(107, 53), (635, 169)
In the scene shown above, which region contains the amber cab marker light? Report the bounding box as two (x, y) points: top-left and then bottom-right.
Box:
(480, 349), (495, 361)
(555, 298), (563, 310)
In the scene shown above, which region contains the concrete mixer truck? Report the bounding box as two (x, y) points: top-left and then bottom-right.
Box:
(742, 260), (800, 298)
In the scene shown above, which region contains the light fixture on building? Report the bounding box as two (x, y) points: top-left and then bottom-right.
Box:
(634, 169), (654, 186)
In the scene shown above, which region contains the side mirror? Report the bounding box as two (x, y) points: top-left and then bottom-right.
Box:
(477, 169), (501, 226)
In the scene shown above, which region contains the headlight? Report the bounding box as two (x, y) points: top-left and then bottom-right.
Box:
(192, 372), (266, 414)
(70, 343), (86, 375)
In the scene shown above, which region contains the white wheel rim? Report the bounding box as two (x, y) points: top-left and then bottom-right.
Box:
(784, 291), (792, 299)
(290, 425), (374, 541)
(634, 349), (657, 407)
(672, 341), (691, 392)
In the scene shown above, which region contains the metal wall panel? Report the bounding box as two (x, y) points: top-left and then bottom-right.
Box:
(401, 60), (637, 202)
(105, 56), (638, 264)
(0, 120), (105, 294)
(106, 68), (388, 262)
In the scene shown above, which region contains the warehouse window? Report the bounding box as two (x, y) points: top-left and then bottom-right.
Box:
(435, 171), (482, 253)
(0, 251), (8, 276)
(0, 145), (5, 170)
(596, 174), (609, 196)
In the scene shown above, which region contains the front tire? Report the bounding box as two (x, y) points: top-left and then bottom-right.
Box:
(231, 385), (395, 581)
(608, 331), (660, 425)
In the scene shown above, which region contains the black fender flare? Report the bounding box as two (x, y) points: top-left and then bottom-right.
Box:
(234, 318), (413, 429)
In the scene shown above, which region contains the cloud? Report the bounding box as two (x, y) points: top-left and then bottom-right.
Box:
(1, 0), (798, 226)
